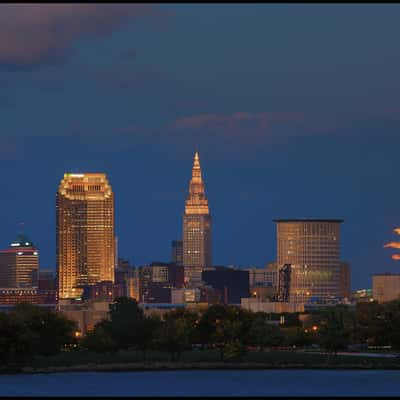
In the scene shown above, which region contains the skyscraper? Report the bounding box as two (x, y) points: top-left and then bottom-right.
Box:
(56, 173), (115, 300)
(274, 219), (346, 303)
(182, 152), (212, 286)
(0, 234), (39, 288)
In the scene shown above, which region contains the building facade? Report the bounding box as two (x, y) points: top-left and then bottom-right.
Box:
(274, 219), (345, 304)
(340, 262), (351, 299)
(182, 152), (212, 286)
(56, 173), (115, 300)
(171, 240), (183, 266)
(0, 234), (39, 288)
(202, 266), (249, 304)
(138, 262), (184, 303)
(38, 269), (56, 290)
(0, 288), (56, 305)
(372, 273), (400, 303)
(246, 263), (278, 298)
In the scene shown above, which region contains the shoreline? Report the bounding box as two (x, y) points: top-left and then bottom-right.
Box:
(5, 361), (400, 375)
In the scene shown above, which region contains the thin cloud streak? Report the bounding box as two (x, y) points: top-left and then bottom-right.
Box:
(169, 111), (305, 144)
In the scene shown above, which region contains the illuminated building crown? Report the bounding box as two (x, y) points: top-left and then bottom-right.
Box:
(185, 152), (210, 215)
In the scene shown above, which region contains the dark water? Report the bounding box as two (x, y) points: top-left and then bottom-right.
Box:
(0, 370), (400, 396)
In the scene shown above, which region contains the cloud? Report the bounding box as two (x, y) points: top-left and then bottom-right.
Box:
(169, 112), (304, 144)
(0, 4), (164, 68)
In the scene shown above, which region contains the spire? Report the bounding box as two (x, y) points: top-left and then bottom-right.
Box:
(191, 151), (203, 184)
(185, 151), (209, 215)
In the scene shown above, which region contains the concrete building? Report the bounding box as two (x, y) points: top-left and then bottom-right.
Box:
(372, 273), (400, 303)
(171, 288), (201, 304)
(60, 300), (110, 334)
(56, 173), (115, 300)
(246, 263), (278, 300)
(183, 152), (212, 286)
(171, 285), (220, 305)
(0, 234), (39, 288)
(0, 287), (56, 305)
(274, 219), (346, 304)
(241, 297), (304, 313)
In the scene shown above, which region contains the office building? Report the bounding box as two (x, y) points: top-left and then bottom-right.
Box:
(274, 219), (345, 304)
(171, 240), (183, 266)
(81, 280), (120, 302)
(114, 257), (136, 298)
(202, 266), (249, 304)
(182, 152), (212, 286)
(0, 234), (39, 288)
(246, 262), (278, 300)
(138, 262), (184, 303)
(340, 262), (351, 299)
(56, 173), (115, 300)
(372, 273), (400, 303)
(0, 288), (56, 305)
(38, 269), (56, 291)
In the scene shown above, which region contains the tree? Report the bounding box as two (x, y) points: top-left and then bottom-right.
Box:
(355, 301), (384, 346)
(107, 297), (146, 350)
(10, 303), (77, 356)
(0, 312), (33, 363)
(81, 322), (116, 353)
(318, 307), (354, 358)
(247, 312), (284, 351)
(153, 309), (198, 361)
(0, 303), (77, 364)
(138, 315), (162, 361)
(198, 304), (253, 361)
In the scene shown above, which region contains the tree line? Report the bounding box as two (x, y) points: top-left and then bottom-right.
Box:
(82, 297), (400, 361)
(1, 298), (400, 364)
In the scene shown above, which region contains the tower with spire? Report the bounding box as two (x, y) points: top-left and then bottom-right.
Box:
(182, 152), (212, 286)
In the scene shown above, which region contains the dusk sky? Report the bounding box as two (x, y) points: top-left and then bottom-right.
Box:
(1, 4), (400, 289)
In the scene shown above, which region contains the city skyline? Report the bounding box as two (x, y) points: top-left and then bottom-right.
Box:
(0, 149), (392, 292)
(1, 4), (400, 290)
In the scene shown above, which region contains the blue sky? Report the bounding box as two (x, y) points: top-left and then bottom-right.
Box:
(1, 4), (400, 289)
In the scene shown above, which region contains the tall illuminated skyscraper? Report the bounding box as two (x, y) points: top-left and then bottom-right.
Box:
(275, 219), (346, 303)
(56, 173), (115, 300)
(182, 152), (212, 286)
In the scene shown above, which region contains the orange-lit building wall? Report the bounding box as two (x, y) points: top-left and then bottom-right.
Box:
(56, 173), (115, 300)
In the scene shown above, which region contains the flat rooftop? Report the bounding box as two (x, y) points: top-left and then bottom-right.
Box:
(273, 218), (344, 223)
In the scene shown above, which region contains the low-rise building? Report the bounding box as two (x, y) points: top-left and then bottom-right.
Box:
(202, 266), (249, 304)
(372, 273), (400, 303)
(241, 297), (305, 313)
(59, 300), (110, 334)
(0, 287), (56, 305)
(352, 288), (373, 303)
